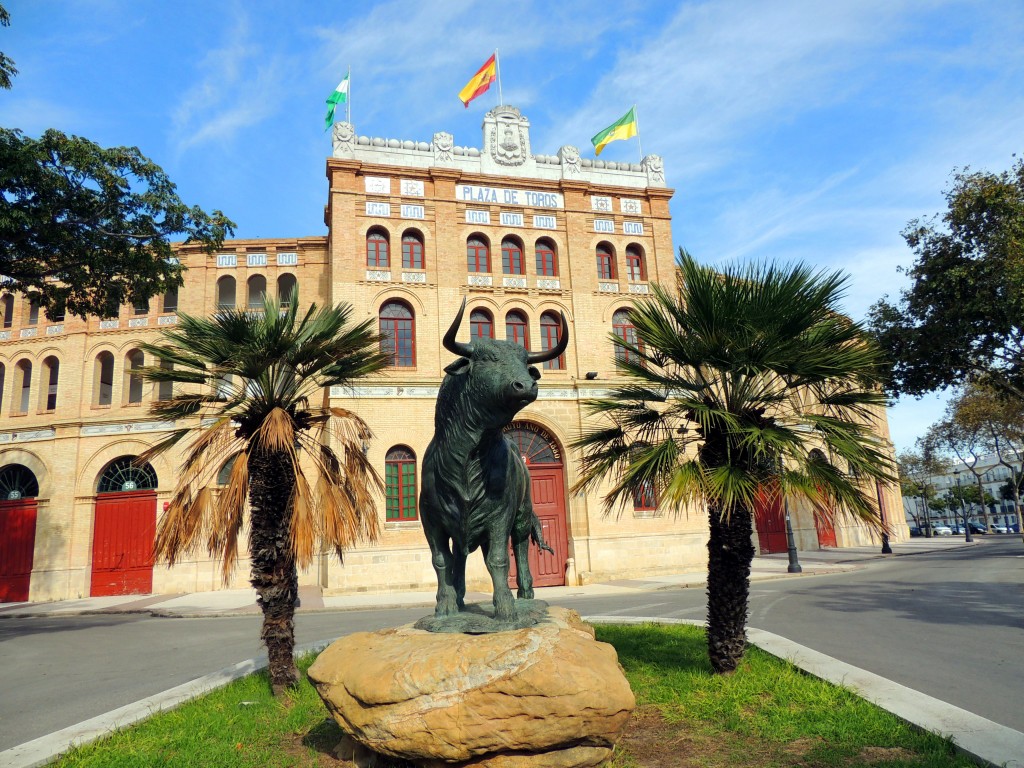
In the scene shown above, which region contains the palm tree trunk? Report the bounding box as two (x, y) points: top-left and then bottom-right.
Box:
(706, 500), (755, 674)
(248, 447), (299, 694)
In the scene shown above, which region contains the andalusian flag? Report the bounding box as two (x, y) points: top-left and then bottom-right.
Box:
(591, 107), (638, 156)
(459, 54), (497, 108)
(324, 72), (350, 131)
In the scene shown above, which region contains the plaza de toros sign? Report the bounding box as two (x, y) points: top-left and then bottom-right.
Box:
(456, 184), (564, 209)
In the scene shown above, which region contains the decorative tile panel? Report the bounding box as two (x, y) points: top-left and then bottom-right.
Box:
(46, 324), (64, 335)
(465, 209), (490, 225)
(277, 252), (298, 266)
(621, 199), (642, 214)
(591, 195), (613, 212)
(247, 253), (268, 267)
(400, 204), (425, 220)
(593, 219), (615, 233)
(598, 282), (620, 293)
(623, 221), (644, 236)
(128, 317), (149, 328)
(503, 277), (527, 289)
(364, 176), (391, 194)
(158, 315), (178, 325)
(19, 328), (37, 338)
(628, 283), (650, 294)
(216, 253), (237, 267)
(533, 215), (557, 229)
(468, 275), (493, 287)
(400, 179), (424, 196)
(366, 270), (392, 282)
(99, 319), (120, 329)
(536, 278), (561, 290)
(365, 201), (391, 217)
(499, 212), (524, 227)
(402, 272), (427, 284)
(0, 331), (11, 341)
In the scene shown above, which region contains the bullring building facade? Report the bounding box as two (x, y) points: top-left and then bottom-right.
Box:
(0, 107), (905, 603)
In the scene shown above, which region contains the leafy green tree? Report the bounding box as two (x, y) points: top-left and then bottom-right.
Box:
(573, 253), (892, 674)
(897, 448), (945, 534)
(0, 128), (234, 319)
(868, 158), (1024, 401)
(1, 4), (16, 90)
(140, 292), (389, 694)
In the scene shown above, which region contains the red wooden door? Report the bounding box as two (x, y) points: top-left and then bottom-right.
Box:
(91, 491), (156, 596)
(508, 466), (569, 588)
(753, 485), (787, 555)
(0, 498), (37, 602)
(815, 509), (837, 548)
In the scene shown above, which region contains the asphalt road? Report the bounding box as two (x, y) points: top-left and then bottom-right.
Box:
(1, 538), (1021, 751)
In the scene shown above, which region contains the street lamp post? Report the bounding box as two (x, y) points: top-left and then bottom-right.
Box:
(777, 455), (802, 573)
(875, 480), (893, 554)
(954, 470), (973, 543)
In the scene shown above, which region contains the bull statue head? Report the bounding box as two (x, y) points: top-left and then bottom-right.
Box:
(440, 298), (569, 427)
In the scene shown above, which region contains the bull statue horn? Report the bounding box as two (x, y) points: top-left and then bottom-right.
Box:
(527, 312), (570, 364)
(442, 298), (475, 357)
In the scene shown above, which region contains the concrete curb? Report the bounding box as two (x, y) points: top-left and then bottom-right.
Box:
(0, 637), (336, 768)
(585, 615), (1024, 768)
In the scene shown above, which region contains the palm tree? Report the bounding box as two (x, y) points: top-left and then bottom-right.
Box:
(573, 253), (894, 673)
(139, 291), (389, 693)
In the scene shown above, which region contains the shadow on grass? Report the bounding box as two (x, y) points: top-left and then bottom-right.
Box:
(302, 717), (343, 757)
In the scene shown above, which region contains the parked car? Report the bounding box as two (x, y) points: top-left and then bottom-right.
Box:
(929, 523), (953, 536)
(908, 525), (923, 537)
(967, 522), (989, 534)
(990, 523), (1009, 534)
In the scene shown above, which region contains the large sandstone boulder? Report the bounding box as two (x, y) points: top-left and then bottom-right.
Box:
(308, 607), (634, 767)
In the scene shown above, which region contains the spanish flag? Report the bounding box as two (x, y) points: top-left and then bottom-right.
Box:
(591, 107), (638, 156)
(459, 54), (497, 108)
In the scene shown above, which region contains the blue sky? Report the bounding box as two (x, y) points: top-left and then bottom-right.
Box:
(3, 0), (1023, 454)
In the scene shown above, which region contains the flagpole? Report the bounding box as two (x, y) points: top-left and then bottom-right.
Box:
(346, 65), (351, 124)
(495, 48), (503, 107)
(634, 103), (643, 162)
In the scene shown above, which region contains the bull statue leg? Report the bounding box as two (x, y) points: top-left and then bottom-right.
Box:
(452, 548), (468, 611)
(483, 532), (516, 621)
(423, 522), (459, 618)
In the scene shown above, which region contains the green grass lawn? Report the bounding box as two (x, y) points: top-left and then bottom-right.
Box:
(54, 623), (975, 768)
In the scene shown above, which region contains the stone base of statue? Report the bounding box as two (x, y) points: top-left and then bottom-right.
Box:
(307, 606), (634, 767)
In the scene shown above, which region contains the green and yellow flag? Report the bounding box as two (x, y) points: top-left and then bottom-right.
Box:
(591, 107), (638, 156)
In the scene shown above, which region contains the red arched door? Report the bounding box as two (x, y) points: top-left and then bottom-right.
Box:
(0, 464), (40, 602)
(504, 423), (569, 588)
(753, 484), (787, 555)
(91, 458), (158, 597)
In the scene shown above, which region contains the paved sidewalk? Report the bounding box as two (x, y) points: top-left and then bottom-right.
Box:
(0, 537), (974, 620)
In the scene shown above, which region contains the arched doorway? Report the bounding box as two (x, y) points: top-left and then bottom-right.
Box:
(503, 422), (569, 588)
(91, 457), (158, 596)
(753, 483), (787, 555)
(0, 464), (40, 602)
(808, 450), (837, 548)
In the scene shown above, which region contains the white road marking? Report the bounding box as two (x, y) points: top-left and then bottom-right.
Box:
(598, 602), (669, 615)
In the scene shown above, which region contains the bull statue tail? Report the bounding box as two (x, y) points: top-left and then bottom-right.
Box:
(531, 517), (555, 555)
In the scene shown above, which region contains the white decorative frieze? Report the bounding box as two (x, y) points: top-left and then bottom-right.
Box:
(19, 328), (37, 338)
(46, 324), (64, 335)
(593, 219), (615, 234)
(533, 215), (556, 229)
(128, 317), (149, 328)
(402, 272), (427, 284)
(99, 319), (120, 330)
(400, 179), (425, 196)
(0, 427), (56, 444)
(503, 277), (527, 289)
(158, 315), (178, 325)
(364, 176), (391, 195)
(81, 421), (175, 436)
(621, 199), (642, 215)
(628, 283), (650, 294)
(536, 278), (561, 290)
(365, 270), (392, 282)
(598, 282), (620, 293)
(277, 252), (298, 266)
(329, 385), (440, 398)
(465, 209), (491, 225)
(591, 195), (613, 212)
(499, 211), (524, 227)
(0, 331), (11, 341)
(623, 221), (644, 236)
(365, 201), (391, 217)
(400, 204), (425, 220)
(216, 253), (237, 268)
(468, 275), (493, 287)
(456, 184), (563, 209)
(247, 253), (268, 267)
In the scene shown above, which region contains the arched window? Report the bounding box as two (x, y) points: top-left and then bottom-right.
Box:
(1, 295), (13, 328)
(633, 481), (658, 513)
(367, 228), (390, 268)
(0, 363), (5, 412)
(470, 308), (494, 340)
(402, 230), (425, 269)
(97, 457), (157, 493)
(539, 312), (565, 370)
(217, 455), (238, 486)
(95, 351), (115, 406)
(27, 300), (39, 326)
(379, 301), (415, 367)
(125, 349), (145, 404)
(278, 274), (297, 307)
(613, 308), (640, 364)
(502, 237), (524, 275)
(596, 243), (616, 280)
(467, 236), (490, 273)
(157, 359), (174, 401)
(216, 276), (236, 310)
(385, 445), (417, 521)
(132, 296), (149, 316)
(505, 310), (529, 348)
(0, 464), (39, 500)
(41, 355), (59, 411)
(626, 245), (646, 282)
(163, 285), (179, 313)
(247, 275), (266, 309)
(15, 359), (31, 414)
(535, 239), (558, 277)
